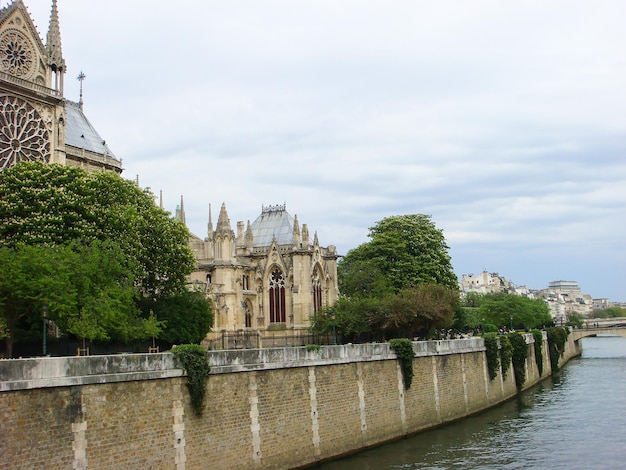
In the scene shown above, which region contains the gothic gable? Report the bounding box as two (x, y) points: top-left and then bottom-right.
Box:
(0, 1), (48, 85)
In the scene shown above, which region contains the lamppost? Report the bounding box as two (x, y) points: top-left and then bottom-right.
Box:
(42, 306), (48, 356)
(330, 311), (337, 345)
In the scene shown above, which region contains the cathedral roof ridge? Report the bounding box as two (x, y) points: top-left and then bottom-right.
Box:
(261, 203), (287, 214)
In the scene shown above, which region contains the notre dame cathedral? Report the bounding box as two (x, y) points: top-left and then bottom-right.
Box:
(1, 1), (340, 342)
(183, 201), (339, 343)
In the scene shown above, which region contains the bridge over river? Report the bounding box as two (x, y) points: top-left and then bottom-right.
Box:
(571, 320), (626, 341)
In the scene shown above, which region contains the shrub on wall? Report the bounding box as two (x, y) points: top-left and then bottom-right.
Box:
(389, 338), (415, 390)
(500, 335), (513, 380)
(172, 344), (211, 416)
(546, 327), (569, 373)
(507, 332), (528, 390)
(483, 333), (500, 380)
(531, 329), (544, 376)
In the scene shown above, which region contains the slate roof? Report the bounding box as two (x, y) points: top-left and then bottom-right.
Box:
(64, 100), (117, 160)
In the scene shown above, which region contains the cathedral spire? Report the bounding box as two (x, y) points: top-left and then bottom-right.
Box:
(46, 0), (66, 93)
(179, 195), (186, 225)
(216, 202), (231, 233)
(207, 203), (214, 238)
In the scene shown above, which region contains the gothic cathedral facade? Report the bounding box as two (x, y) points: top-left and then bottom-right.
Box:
(187, 203), (340, 338)
(0, 0), (122, 173)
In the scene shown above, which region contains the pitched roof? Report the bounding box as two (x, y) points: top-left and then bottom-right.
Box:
(64, 100), (118, 160)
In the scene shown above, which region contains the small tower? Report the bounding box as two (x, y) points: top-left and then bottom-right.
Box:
(214, 203), (235, 261)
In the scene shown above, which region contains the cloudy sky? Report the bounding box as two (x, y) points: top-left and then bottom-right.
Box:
(25, 0), (626, 301)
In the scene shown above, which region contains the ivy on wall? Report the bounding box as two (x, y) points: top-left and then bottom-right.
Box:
(172, 344), (211, 416)
(389, 338), (415, 390)
(500, 335), (513, 380)
(507, 332), (528, 390)
(547, 327), (570, 373)
(483, 333), (500, 380)
(531, 329), (544, 376)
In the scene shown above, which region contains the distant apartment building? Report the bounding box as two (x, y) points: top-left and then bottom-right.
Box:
(540, 280), (592, 324)
(460, 271), (512, 294)
(461, 272), (593, 325)
(592, 298), (613, 310)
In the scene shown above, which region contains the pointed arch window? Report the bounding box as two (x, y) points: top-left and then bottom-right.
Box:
(269, 268), (286, 323)
(312, 267), (323, 314)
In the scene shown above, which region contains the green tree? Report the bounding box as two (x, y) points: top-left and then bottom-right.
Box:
(375, 283), (459, 338)
(309, 298), (383, 343)
(338, 214), (458, 296)
(0, 162), (195, 300)
(0, 162), (199, 354)
(565, 312), (584, 328)
(479, 293), (551, 330)
(61, 240), (147, 345)
(337, 258), (391, 299)
(592, 307), (626, 319)
(144, 289), (213, 345)
(0, 245), (76, 357)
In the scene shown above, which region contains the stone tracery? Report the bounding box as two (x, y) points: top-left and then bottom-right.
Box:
(0, 95), (50, 170)
(0, 29), (35, 78)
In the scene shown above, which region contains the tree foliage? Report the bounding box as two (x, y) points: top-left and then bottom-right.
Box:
(326, 214), (459, 341)
(478, 293), (552, 330)
(591, 307), (626, 319)
(338, 214), (458, 296)
(0, 162), (200, 356)
(0, 244), (75, 356)
(142, 289), (213, 345)
(374, 284), (459, 338)
(0, 162), (195, 299)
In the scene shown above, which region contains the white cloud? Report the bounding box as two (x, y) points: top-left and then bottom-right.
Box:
(23, 0), (626, 300)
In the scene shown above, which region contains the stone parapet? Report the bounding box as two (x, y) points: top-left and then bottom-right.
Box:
(0, 353), (182, 391)
(1, 338), (486, 391)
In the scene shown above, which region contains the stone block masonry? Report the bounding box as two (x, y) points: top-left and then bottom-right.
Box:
(0, 335), (581, 469)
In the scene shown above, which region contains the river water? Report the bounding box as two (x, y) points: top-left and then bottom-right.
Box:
(313, 335), (626, 470)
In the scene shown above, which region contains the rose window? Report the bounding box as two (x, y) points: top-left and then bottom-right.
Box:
(0, 29), (34, 78)
(0, 95), (50, 170)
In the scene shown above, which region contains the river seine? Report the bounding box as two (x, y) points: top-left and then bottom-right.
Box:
(313, 335), (626, 470)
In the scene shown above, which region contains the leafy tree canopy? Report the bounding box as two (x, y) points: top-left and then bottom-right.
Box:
(0, 163), (200, 356)
(338, 214), (458, 296)
(478, 293), (552, 330)
(591, 306), (626, 319)
(142, 289), (213, 345)
(0, 162), (196, 299)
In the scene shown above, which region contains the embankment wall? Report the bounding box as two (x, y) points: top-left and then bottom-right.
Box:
(0, 334), (580, 470)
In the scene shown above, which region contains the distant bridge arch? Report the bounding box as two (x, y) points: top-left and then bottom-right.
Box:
(571, 326), (626, 341)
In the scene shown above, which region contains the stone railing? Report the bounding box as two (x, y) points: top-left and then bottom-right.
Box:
(0, 338), (486, 392)
(0, 71), (61, 97)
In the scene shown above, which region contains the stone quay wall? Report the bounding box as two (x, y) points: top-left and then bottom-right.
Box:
(0, 334), (581, 470)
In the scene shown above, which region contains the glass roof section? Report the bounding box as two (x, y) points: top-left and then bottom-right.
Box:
(250, 206), (294, 247)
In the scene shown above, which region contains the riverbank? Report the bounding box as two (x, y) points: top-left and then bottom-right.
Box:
(0, 333), (580, 469)
(314, 335), (624, 469)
